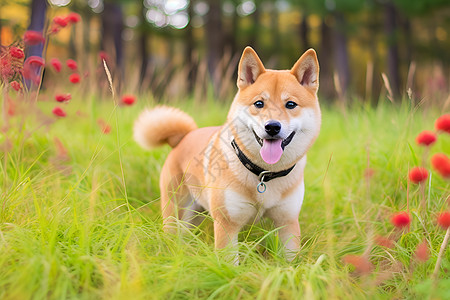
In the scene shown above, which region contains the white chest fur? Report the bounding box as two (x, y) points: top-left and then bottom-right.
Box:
(223, 175), (305, 225)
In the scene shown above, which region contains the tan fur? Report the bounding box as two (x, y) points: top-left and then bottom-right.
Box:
(134, 106), (197, 149)
(134, 47), (321, 262)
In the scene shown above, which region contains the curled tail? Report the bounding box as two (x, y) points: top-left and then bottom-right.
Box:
(133, 106), (197, 149)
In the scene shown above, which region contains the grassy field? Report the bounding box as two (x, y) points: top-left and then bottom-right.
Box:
(1, 95), (449, 299)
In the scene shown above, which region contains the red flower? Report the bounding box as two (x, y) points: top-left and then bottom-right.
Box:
(0, 58), (14, 79)
(102, 124), (111, 134)
(416, 130), (437, 146)
(6, 98), (15, 116)
(55, 93), (71, 103)
(0, 47), (23, 80)
(69, 73), (80, 84)
(25, 56), (45, 67)
(364, 168), (375, 179)
(342, 254), (373, 274)
(431, 153), (450, 179)
(21, 64), (39, 84)
(414, 241), (429, 262)
(9, 47), (24, 59)
(53, 16), (68, 28)
(99, 51), (109, 62)
(97, 119), (111, 134)
(10, 81), (21, 91)
(391, 212), (411, 229)
(53, 137), (69, 159)
(66, 59), (77, 70)
(67, 12), (81, 24)
(374, 235), (394, 249)
(409, 167), (428, 184)
(50, 58), (62, 72)
(22, 56), (44, 85)
(49, 24), (60, 35)
(121, 95), (136, 106)
(52, 107), (66, 117)
(23, 30), (45, 45)
(435, 114), (450, 134)
(437, 212), (450, 229)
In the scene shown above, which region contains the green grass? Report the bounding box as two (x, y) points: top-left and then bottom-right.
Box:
(1, 95), (449, 299)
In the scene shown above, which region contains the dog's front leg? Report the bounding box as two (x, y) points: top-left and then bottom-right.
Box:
(211, 205), (243, 265)
(266, 202), (302, 261)
(210, 190), (255, 264)
(275, 218), (301, 262)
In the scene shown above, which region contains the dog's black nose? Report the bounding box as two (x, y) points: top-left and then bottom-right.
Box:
(265, 121), (281, 136)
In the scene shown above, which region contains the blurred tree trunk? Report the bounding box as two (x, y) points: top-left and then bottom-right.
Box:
(269, 2), (280, 65)
(249, 5), (260, 51)
(138, 28), (150, 91)
(402, 17), (412, 64)
(384, 1), (400, 97)
(139, 1), (150, 91)
(367, 15), (381, 102)
(205, 0), (224, 95)
(185, 0), (197, 94)
(299, 13), (310, 50)
(333, 12), (350, 99)
(319, 18), (334, 100)
(82, 10), (92, 56)
(101, 1), (124, 93)
(24, 0), (48, 89)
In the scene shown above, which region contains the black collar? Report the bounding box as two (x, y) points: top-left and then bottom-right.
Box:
(231, 139), (296, 182)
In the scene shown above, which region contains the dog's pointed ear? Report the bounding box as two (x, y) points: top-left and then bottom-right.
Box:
(291, 49), (319, 94)
(237, 47), (265, 89)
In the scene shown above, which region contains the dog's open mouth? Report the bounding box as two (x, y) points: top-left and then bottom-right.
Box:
(252, 130), (296, 164)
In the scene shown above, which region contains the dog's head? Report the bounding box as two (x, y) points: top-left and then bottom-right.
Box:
(228, 47), (321, 168)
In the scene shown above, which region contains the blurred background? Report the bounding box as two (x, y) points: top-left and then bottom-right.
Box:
(1, 0), (449, 104)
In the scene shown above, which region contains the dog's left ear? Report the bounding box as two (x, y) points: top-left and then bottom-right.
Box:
(237, 47), (266, 89)
(291, 49), (320, 94)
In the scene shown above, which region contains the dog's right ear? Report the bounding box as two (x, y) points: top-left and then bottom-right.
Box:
(237, 47), (265, 89)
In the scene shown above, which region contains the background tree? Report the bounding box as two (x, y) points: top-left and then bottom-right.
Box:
(138, 0), (150, 91)
(101, 0), (125, 93)
(185, 0), (197, 94)
(16, 0), (447, 102)
(205, 0), (224, 95)
(24, 0), (47, 89)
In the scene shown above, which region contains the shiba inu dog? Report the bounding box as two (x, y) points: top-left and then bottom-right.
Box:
(134, 47), (321, 261)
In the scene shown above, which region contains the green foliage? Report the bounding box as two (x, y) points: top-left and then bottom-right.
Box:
(393, 0), (450, 15)
(0, 95), (449, 299)
(299, 0), (365, 16)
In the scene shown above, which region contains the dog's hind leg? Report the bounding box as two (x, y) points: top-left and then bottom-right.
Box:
(160, 171), (189, 233)
(160, 170), (206, 232)
(181, 199), (206, 229)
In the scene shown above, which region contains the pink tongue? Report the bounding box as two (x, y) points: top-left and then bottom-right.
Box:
(260, 139), (283, 164)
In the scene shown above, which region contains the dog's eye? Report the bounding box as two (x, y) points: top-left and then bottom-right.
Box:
(285, 101), (298, 109)
(254, 100), (264, 109)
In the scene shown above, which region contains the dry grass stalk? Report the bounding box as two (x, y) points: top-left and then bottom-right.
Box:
(365, 61), (374, 101)
(433, 227), (450, 280)
(443, 94), (450, 112)
(333, 71), (344, 103)
(381, 73), (394, 103)
(406, 61), (416, 94)
(102, 59), (116, 100)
